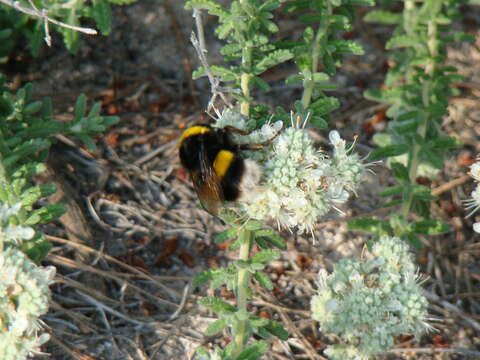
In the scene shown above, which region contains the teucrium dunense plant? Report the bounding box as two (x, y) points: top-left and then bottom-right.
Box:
(186, 0), (372, 358)
(311, 236), (431, 360)
(350, 0), (473, 244)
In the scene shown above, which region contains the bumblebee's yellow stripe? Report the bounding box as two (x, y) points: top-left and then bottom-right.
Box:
(213, 150), (234, 179)
(178, 126), (211, 146)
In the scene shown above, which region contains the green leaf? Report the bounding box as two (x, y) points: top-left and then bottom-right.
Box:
(390, 162), (409, 182)
(237, 341), (269, 360)
(23, 101), (43, 115)
(22, 233), (51, 262)
(184, 0), (222, 12)
(63, 8), (80, 54)
(29, 22), (43, 57)
(254, 50), (293, 74)
(310, 97), (340, 115)
(345, 0), (375, 5)
(348, 218), (389, 233)
(93, 0), (112, 35)
(0, 29), (12, 40)
(427, 136), (461, 149)
(310, 116), (328, 129)
(285, 74), (303, 84)
(215, 22), (234, 39)
(364, 10), (401, 24)
(198, 297), (236, 313)
(107, 0), (137, 4)
(244, 220), (262, 231)
(193, 269), (213, 286)
(410, 219), (449, 235)
(192, 67), (206, 80)
(254, 271), (273, 290)
(252, 76), (271, 92)
(214, 228), (238, 243)
(220, 43), (242, 56)
(386, 35), (422, 50)
(4, 139), (51, 169)
(25, 204), (67, 225)
(12, 163), (47, 179)
(405, 232), (422, 249)
(263, 320), (289, 340)
(250, 316), (269, 327)
(330, 40), (364, 55)
(254, 230), (286, 250)
(251, 250), (280, 264)
(368, 144), (409, 161)
(259, 0), (280, 12)
(21, 184), (57, 207)
(75, 94), (87, 121)
(313, 72), (330, 83)
(379, 186), (404, 197)
(254, 236), (269, 249)
(205, 318), (228, 336)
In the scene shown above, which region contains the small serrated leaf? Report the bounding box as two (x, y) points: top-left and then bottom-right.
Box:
(75, 94), (87, 121)
(386, 35), (422, 50)
(364, 10), (401, 24)
(25, 204), (67, 225)
(214, 228), (238, 243)
(251, 250), (280, 264)
(348, 218), (383, 232)
(254, 49), (293, 75)
(237, 341), (269, 360)
(331, 40), (364, 55)
(410, 220), (449, 235)
(198, 297), (236, 313)
(193, 269), (214, 286)
(254, 271), (273, 290)
(93, 0), (112, 35)
(205, 318), (228, 336)
(390, 162), (409, 182)
(263, 320), (289, 340)
(379, 186), (404, 197)
(367, 144), (409, 161)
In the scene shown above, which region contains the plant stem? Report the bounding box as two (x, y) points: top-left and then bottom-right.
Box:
(234, 1), (253, 354)
(301, 2), (331, 109)
(400, 13), (439, 219)
(233, 229), (252, 357)
(240, 0), (252, 117)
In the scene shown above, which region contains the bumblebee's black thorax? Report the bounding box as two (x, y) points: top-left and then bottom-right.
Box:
(178, 125), (246, 202)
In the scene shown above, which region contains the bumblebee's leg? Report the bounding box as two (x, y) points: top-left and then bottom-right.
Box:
(223, 125), (251, 135)
(238, 130), (281, 150)
(239, 143), (264, 150)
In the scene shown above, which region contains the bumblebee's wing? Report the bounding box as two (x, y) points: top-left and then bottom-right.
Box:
(190, 144), (224, 215)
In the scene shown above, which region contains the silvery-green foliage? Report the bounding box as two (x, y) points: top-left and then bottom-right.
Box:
(311, 236), (430, 360)
(0, 245), (55, 360)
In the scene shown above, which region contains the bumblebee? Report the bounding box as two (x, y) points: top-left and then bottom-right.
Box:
(178, 124), (264, 215)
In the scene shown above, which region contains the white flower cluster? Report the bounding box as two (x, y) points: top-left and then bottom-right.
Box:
(464, 160), (480, 233)
(0, 203), (35, 244)
(0, 247), (55, 359)
(0, 203), (55, 359)
(311, 236), (431, 360)
(234, 117), (365, 234)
